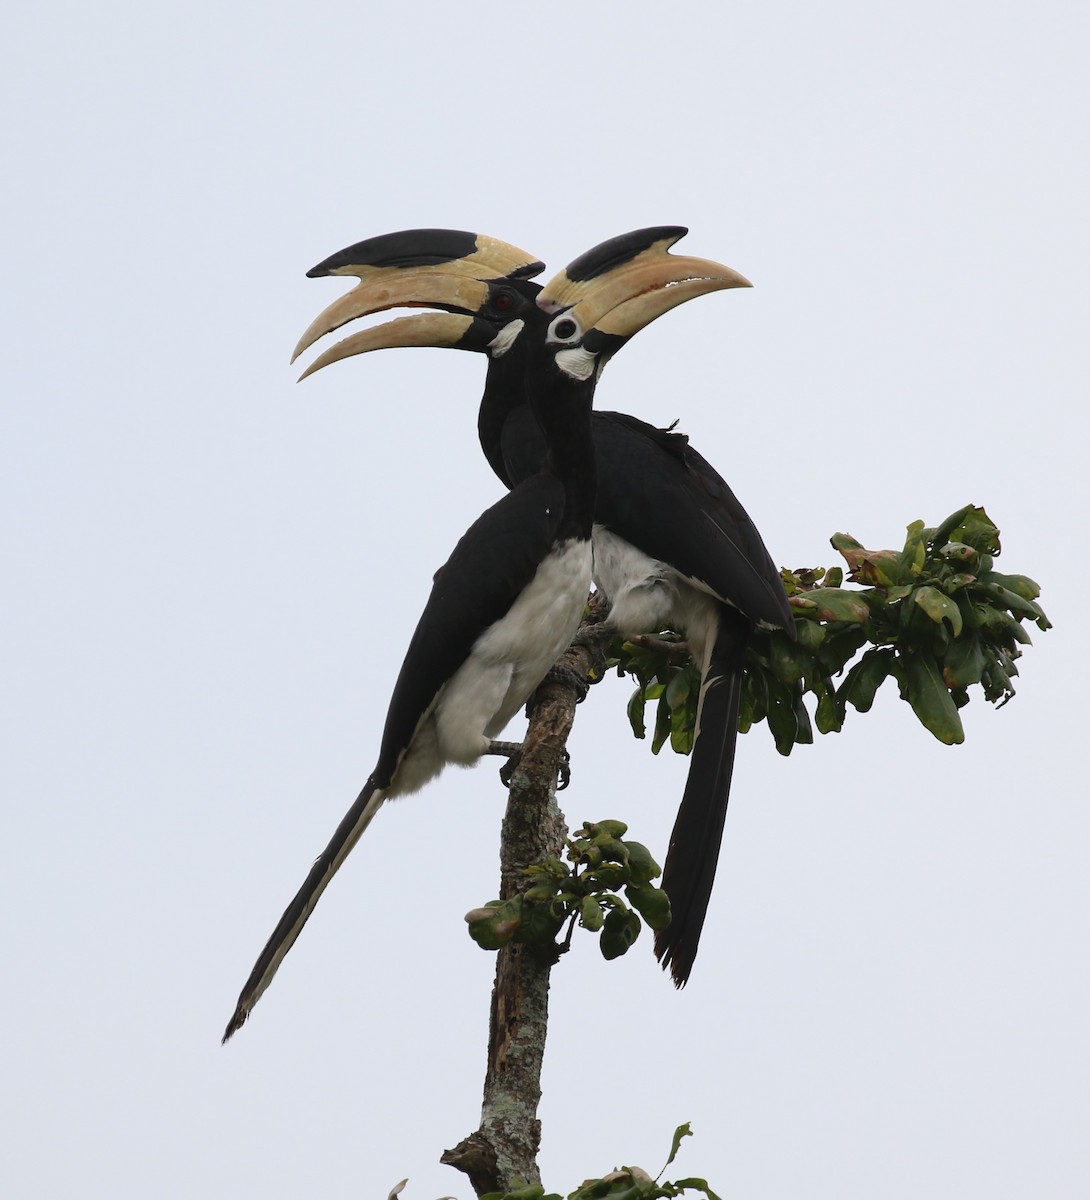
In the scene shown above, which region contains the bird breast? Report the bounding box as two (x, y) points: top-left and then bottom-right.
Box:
(591, 524), (717, 666)
(436, 537), (593, 760)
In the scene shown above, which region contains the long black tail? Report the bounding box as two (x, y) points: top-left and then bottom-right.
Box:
(654, 607), (749, 985)
(222, 777), (387, 1041)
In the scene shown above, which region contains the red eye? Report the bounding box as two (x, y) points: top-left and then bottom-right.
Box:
(493, 291), (513, 310)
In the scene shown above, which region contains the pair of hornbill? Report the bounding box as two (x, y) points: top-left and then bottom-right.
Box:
(223, 227), (792, 1042)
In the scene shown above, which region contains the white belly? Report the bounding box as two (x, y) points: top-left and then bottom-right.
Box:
(435, 537), (593, 761)
(592, 524), (716, 665)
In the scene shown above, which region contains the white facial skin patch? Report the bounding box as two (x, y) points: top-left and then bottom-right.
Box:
(488, 318), (525, 358)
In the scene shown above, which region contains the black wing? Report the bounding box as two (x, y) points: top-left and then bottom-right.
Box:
(496, 406), (791, 631)
(372, 472), (566, 786)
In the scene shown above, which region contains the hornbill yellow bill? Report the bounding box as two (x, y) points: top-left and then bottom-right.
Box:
(296, 226), (794, 988)
(223, 230), (739, 1040)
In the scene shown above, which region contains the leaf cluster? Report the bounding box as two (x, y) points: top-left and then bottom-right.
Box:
(477, 1124), (720, 1200)
(612, 505), (1051, 753)
(465, 821), (671, 961)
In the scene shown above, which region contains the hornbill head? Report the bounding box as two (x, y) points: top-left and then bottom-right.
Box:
(291, 226), (751, 382)
(291, 229), (547, 378)
(534, 225), (751, 381)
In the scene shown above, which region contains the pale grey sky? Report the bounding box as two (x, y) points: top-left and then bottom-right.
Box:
(3, 3), (1087, 1197)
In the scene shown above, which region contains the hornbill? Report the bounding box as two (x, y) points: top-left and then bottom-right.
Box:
(295, 227), (794, 988)
(223, 230), (743, 1039)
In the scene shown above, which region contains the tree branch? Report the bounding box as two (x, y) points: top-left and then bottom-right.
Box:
(443, 597), (610, 1195)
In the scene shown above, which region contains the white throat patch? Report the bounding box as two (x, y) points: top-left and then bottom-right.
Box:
(555, 346), (597, 380)
(488, 319), (525, 358)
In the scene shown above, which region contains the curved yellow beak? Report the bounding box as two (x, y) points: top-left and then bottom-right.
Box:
(539, 227), (751, 341)
(291, 229), (543, 370)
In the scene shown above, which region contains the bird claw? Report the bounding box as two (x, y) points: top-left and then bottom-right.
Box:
(571, 622), (613, 652)
(498, 751), (520, 788)
(495, 746), (571, 791)
(569, 624), (613, 692)
(543, 663), (591, 703)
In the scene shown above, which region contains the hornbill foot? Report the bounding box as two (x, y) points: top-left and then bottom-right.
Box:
(571, 622), (614, 651)
(570, 623), (613, 684)
(485, 740), (571, 791)
(486, 740), (523, 786)
(543, 663), (591, 702)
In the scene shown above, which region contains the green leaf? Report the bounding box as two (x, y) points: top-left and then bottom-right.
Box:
(502, 1185), (547, 1200)
(913, 585), (964, 636)
(620, 505), (1047, 760)
(765, 681), (801, 755)
(577, 843), (603, 869)
(665, 670), (691, 711)
(600, 906), (641, 960)
(983, 665), (1013, 704)
(591, 862), (628, 890)
(596, 833), (629, 863)
(829, 531), (865, 557)
(897, 519), (927, 578)
(669, 719), (694, 756)
(945, 505), (1001, 554)
(794, 618), (826, 650)
(792, 692), (814, 745)
(652, 691), (673, 754)
(851, 549), (911, 586)
(981, 570), (1041, 601)
(816, 623), (868, 676)
(797, 588), (870, 623)
(627, 689), (647, 740)
(670, 1180), (724, 1200)
(466, 897), (523, 950)
(839, 648), (893, 713)
(517, 900), (565, 945)
(580, 896), (604, 931)
(942, 634), (987, 688)
(569, 1182), (613, 1200)
(769, 636), (804, 686)
(940, 540), (980, 566)
(977, 604), (1033, 643)
(930, 504), (979, 548)
(979, 580), (1047, 622)
(592, 819), (629, 838)
(523, 883), (556, 903)
(621, 840), (661, 884)
(625, 882), (672, 931)
(903, 653), (965, 745)
(663, 1123), (693, 1172)
(815, 687), (842, 734)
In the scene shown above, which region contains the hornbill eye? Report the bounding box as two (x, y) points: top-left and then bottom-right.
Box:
(491, 289), (514, 311)
(549, 314), (581, 343)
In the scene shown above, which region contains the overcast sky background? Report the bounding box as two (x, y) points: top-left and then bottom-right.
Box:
(3, 3), (1087, 1197)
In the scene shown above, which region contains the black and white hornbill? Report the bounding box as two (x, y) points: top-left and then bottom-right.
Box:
(223, 230), (741, 1040)
(295, 227), (794, 988)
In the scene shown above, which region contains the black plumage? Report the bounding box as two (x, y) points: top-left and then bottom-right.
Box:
(473, 230), (794, 983)
(225, 228), (736, 1038)
(287, 226), (777, 992)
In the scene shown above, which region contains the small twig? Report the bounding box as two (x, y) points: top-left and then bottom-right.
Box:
(625, 633), (692, 665)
